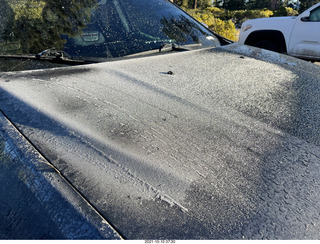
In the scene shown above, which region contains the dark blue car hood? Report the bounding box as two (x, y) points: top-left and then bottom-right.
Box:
(1, 44), (320, 239)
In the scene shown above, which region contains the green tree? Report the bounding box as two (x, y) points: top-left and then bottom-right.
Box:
(270, 0), (281, 10)
(196, 0), (212, 9)
(246, 0), (271, 10)
(274, 6), (299, 16)
(0, 0), (14, 37)
(174, 0), (212, 9)
(173, 0), (190, 8)
(224, 0), (245, 10)
(0, 0), (17, 53)
(299, 0), (318, 13)
(7, 0), (98, 54)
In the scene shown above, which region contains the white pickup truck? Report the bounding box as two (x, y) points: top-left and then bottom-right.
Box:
(239, 2), (320, 61)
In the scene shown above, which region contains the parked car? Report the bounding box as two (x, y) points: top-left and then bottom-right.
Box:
(239, 2), (320, 61)
(1, 0), (320, 240)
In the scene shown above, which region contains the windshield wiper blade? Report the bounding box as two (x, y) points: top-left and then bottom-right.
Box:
(159, 43), (190, 52)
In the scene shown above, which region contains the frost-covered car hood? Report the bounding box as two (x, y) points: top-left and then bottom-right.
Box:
(1, 44), (320, 239)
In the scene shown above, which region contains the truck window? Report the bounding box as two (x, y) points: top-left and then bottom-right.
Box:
(310, 7), (320, 21)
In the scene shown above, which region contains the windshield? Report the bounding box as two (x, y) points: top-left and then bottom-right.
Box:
(0, 0), (220, 62)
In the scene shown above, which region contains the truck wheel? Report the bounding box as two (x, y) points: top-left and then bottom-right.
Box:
(252, 40), (281, 53)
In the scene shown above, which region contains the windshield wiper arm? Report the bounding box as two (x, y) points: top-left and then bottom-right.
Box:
(35, 48), (71, 60)
(35, 48), (95, 64)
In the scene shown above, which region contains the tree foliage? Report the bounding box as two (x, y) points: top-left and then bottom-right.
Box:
(299, 0), (318, 13)
(173, 0), (304, 12)
(173, 0), (302, 41)
(0, 0), (16, 52)
(188, 8), (238, 41)
(174, 0), (212, 9)
(246, 0), (271, 10)
(223, 0), (245, 10)
(3, 0), (97, 54)
(274, 6), (299, 16)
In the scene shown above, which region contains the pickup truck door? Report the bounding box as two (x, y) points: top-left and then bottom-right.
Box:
(289, 6), (320, 61)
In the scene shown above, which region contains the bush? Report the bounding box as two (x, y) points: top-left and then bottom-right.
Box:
(232, 9), (273, 24)
(285, 7), (299, 16)
(209, 18), (238, 41)
(185, 6), (298, 42)
(205, 6), (225, 15)
(188, 10), (238, 41)
(274, 7), (299, 16)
